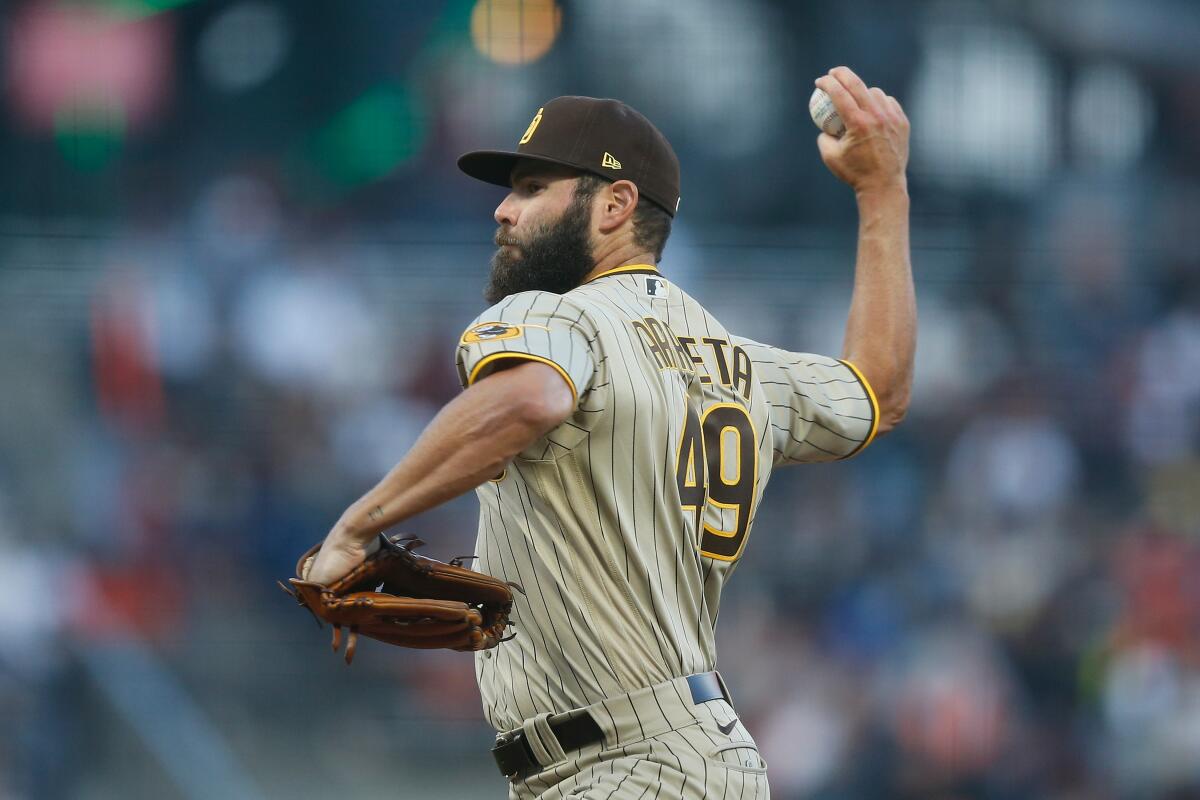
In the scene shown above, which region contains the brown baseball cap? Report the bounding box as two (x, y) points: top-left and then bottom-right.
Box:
(458, 96), (681, 217)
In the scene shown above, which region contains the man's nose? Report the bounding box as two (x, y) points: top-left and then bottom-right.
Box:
(494, 193), (519, 227)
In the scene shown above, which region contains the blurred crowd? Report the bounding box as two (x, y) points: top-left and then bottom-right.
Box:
(2, 0), (1200, 798)
(2, 170), (1198, 799)
(730, 192), (1200, 799)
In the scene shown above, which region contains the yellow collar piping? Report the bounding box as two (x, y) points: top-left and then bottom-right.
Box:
(586, 264), (659, 282)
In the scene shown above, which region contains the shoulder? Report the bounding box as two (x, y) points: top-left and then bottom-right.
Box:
(564, 276), (655, 322)
(486, 290), (596, 321)
(459, 291), (600, 349)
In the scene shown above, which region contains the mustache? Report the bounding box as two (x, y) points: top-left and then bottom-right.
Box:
(494, 229), (521, 247)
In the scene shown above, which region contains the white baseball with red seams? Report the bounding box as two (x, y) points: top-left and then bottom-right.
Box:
(809, 87), (846, 138)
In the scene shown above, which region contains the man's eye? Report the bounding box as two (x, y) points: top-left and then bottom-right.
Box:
(527, 183), (543, 194)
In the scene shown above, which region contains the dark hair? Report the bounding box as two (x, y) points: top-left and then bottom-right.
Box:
(574, 174), (673, 263)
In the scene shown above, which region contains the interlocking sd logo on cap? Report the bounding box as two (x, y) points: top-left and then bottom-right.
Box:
(519, 108), (543, 145)
(458, 96), (681, 217)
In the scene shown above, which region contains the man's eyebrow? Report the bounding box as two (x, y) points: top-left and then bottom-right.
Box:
(510, 163), (573, 184)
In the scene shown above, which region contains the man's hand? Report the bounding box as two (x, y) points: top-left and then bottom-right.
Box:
(814, 66), (909, 196)
(303, 528), (381, 586)
(283, 532), (518, 663)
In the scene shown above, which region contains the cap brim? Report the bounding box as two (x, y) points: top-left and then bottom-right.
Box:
(457, 150), (583, 188)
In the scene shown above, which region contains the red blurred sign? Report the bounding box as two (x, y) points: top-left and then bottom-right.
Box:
(5, 1), (173, 131)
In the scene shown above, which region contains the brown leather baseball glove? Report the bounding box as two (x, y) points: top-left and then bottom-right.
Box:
(282, 533), (518, 664)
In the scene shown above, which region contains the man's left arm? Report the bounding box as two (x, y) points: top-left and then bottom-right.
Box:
(305, 362), (572, 584)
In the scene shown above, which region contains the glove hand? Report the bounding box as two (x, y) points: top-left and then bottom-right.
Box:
(282, 532), (519, 663)
(304, 529), (380, 585)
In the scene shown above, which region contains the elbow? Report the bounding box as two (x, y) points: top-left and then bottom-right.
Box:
(847, 354), (913, 438)
(470, 389), (565, 475)
(876, 404), (907, 436)
(510, 364), (575, 434)
(516, 389), (573, 433)
(462, 361), (576, 473)
(874, 383), (911, 436)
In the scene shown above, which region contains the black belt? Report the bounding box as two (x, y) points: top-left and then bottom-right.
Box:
(492, 671), (730, 778)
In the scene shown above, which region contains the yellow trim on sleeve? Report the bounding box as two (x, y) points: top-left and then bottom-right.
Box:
(468, 352), (578, 405)
(587, 263), (658, 281)
(837, 359), (880, 458)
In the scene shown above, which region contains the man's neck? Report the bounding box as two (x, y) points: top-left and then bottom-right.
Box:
(582, 244), (657, 283)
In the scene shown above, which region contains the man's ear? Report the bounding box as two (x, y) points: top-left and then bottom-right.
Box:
(596, 179), (639, 234)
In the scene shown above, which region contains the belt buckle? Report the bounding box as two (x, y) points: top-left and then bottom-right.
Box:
(491, 729), (536, 778)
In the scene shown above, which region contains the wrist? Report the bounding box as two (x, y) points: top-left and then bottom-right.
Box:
(332, 510), (373, 544)
(854, 180), (909, 205)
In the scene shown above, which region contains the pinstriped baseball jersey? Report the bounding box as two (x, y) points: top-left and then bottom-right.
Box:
(455, 264), (879, 732)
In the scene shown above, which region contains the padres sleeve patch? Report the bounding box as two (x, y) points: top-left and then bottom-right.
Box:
(461, 322), (525, 344)
(455, 292), (599, 405)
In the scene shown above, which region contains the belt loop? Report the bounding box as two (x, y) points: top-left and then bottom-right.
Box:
(715, 671), (735, 707)
(521, 712), (564, 768)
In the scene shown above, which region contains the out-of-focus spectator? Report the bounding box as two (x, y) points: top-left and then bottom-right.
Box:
(2, 1), (1199, 796)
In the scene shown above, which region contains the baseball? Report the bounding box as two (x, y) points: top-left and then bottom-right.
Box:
(809, 87), (845, 138)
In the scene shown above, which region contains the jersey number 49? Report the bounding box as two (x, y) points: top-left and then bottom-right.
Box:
(675, 400), (758, 562)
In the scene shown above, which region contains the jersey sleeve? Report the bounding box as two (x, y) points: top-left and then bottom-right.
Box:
(732, 336), (880, 465)
(455, 291), (598, 405)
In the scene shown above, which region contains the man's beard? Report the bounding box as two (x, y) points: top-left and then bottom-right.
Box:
(484, 194), (595, 305)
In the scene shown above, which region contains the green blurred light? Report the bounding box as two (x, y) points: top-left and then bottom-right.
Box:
(95, 0), (198, 22)
(435, 0), (477, 44)
(54, 97), (127, 172)
(313, 85), (429, 187)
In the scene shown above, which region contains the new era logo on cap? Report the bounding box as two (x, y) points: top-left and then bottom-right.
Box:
(601, 152), (622, 170)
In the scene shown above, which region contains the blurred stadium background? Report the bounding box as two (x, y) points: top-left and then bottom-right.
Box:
(2, 0), (1199, 797)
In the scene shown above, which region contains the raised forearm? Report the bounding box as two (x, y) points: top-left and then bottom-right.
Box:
(841, 186), (915, 433)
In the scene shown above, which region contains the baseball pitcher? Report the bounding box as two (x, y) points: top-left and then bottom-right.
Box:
(299, 66), (915, 799)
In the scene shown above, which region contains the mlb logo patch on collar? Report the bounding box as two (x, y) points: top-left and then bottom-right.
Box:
(644, 276), (669, 299)
(461, 322), (524, 343)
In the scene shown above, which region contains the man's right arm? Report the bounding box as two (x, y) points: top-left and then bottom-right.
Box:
(814, 66), (915, 435)
(733, 337), (878, 466)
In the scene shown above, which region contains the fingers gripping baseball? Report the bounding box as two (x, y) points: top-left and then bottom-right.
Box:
(814, 66), (909, 194)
